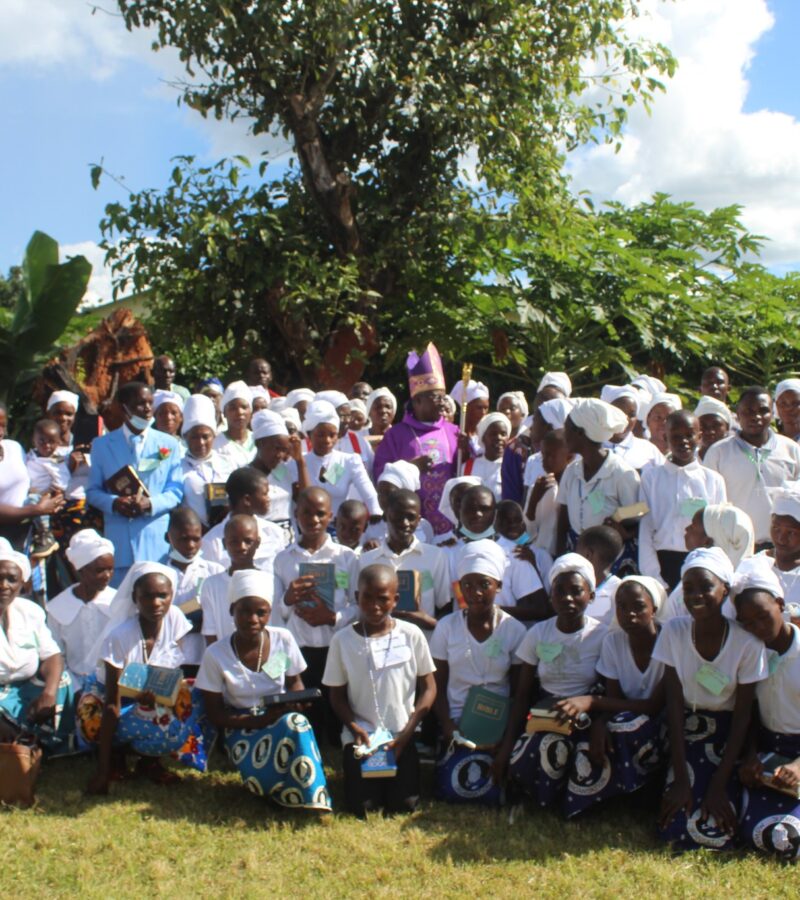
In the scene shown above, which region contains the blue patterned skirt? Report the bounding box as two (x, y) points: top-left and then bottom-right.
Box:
(224, 710), (331, 811)
(740, 729), (800, 861)
(77, 675), (216, 772)
(435, 742), (503, 806)
(0, 672), (77, 757)
(657, 708), (739, 851)
(564, 711), (666, 818)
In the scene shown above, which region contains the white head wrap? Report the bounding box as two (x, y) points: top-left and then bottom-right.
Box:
(732, 556), (784, 601)
(281, 408), (302, 431)
(702, 503), (755, 568)
(568, 398), (629, 443)
(644, 392), (682, 421)
(269, 397), (289, 413)
(694, 396), (733, 426)
(450, 380), (490, 408)
(349, 398), (367, 417)
(476, 412), (511, 444)
(600, 384), (639, 407)
(315, 390), (349, 410)
(181, 394), (218, 436)
(632, 375), (666, 396)
(378, 460), (420, 492)
(365, 387), (397, 418)
(152, 389), (184, 414)
(222, 380), (252, 411)
(538, 397), (575, 430)
(441, 395), (457, 417)
(227, 569), (274, 606)
(251, 410), (289, 441)
(548, 552), (596, 593)
(775, 379), (800, 401)
(456, 539), (508, 582)
(537, 372), (572, 397)
(66, 529), (114, 571)
(249, 385), (270, 403)
(680, 547), (734, 586)
(437, 476), (481, 525)
(773, 489), (800, 523)
(497, 391), (529, 418)
(0, 548), (31, 583)
(303, 400), (340, 433)
(46, 390), (79, 412)
(616, 575), (667, 615)
(286, 388), (316, 408)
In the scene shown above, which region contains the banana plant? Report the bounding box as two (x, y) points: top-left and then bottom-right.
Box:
(0, 231), (92, 405)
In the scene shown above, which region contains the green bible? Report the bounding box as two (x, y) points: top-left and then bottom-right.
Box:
(458, 685), (509, 747)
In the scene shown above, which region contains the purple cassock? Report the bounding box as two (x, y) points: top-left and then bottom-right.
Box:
(373, 342), (459, 534)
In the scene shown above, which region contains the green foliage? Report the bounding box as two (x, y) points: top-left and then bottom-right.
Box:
(0, 232), (92, 407)
(0, 266), (24, 309)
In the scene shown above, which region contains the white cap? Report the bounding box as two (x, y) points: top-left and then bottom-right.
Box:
(222, 380), (252, 410)
(46, 390), (79, 412)
(66, 529), (114, 571)
(304, 400), (340, 433)
(181, 394), (218, 436)
(251, 410), (289, 441)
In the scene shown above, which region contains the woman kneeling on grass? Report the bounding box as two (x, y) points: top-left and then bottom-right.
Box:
(196, 569), (331, 811)
(323, 564), (436, 818)
(84, 562), (215, 793)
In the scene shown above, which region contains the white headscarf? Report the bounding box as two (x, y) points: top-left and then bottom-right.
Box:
(616, 575), (667, 616)
(181, 394), (218, 436)
(548, 552), (596, 593)
(250, 385), (270, 403)
(732, 556), (784, 601)
(66, 529), (114, 571)
(476, 412), (511, 444)
(269, 397), (289, 413)
(251, 410), (289, 441)
(437, 476), (481, 525)
(378, 460), (420, 492)
(775, 378), (800, 401)
(315, 390), (349, 410)
(456, 539), (507, 582)
(537, 372), (572, 397)
(152, 389), (184, 413)
(644, 392), (682, 421)
(222, 380), (252, 411)
(694, 396), (733, 426)
(286, 388), (316, 408)
(497, 391), (529, 418)
(632, 375), (666, 396)
(0, 548), (31, 583)
(569, 398), (629, 443)
(349, 398), (367, 418)
(281, 408), (302, 431)
(450, 380), (490, 407)
(365, 387), (398, 418)
(773, 489), (800, 523)
(227, 569), (274, 605)
(538, 397), (575, 430)
(303, 400), (340, 433)
(680, 547), (734, 586)
(46, 390), (79, 412)
(600, 384), (639, 407)
(702, 503), (755, 568)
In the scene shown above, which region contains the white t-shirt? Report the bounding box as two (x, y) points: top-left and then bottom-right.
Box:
(652, 616), (767, 711)
(596, 628), (665, 700)
(494, 536), (546, 607)
(587, 574), (621, 626)
(0, 439), (30, 506)
(604, 432), (664, 471)
(0, 597), (61, 683)
(47, 585), (116, 687)
(200, 569), (236, 641)
(430, 608), (526, 719)
(26, 451), (70, 493)
(266, 458), (299, 524)
(195, 626), (306, 710)
(201, 512), (288, 570)
(516, 616), (606, 696)
(753, 551), (800, 609)
(757, 624), (800, 735)
(212, 431), (256, 467)
(322, 619), (435, 744)
(181, 452), (235, 527)
(522, 453), (559, 556)
(464, 455), (503, 501)
(98, 605), (192, 683)
(558, 452), (640, 535)
(169, 555), (225, 664)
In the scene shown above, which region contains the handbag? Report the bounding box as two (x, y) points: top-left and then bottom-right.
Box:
(0, 711), (43, 807)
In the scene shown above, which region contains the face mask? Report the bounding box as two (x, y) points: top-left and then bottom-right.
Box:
(460, 524), (496, 542)
(169, 545), (197, 564)
(125, 406), (154, 432)
(515, 532), (532, 546)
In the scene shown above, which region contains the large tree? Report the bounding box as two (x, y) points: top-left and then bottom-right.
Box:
(101, 0), (673, 386)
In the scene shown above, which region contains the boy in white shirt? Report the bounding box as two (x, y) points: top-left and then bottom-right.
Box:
(575, 525), (623, 626)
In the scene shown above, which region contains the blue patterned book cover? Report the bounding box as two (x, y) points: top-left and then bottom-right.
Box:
(299, 562), (336, 610)
(361, 747), (397, 778)
(118, 662), (183, 706)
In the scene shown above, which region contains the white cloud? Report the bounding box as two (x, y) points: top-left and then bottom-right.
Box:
(61, 240), (115, 307)
(567, 0), (800, 266)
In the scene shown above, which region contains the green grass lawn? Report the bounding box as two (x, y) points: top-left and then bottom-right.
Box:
(0, 752), (794, 898)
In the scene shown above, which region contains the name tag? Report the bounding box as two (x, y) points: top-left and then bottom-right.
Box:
(421, 570), (434, 592)
(271, 463), (289, 483)
(370, 633), (412, 668)
(483, 636), (503, 659)
(587, 490), (606, 515)
(324, 461), (345, 485)
(679, 498), (707, 518)
(262, 650), (289, 679)
(695, 662), (730, 695)
(768, 653), (782, 677)
(536, 641), (563, 663)
(335, 569), (350, 590)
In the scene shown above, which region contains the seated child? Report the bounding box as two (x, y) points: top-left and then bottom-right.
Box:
(431, 540), (526, 805)
(84, 562), (215, 793)
(323, 564), (436, 818)
(495, 553), (607, 809)
(47, 529), (116, 691)
(165, 507), (225, 671)
(654, 548), (767, 851)
(575, 525), (623, 626)
(196, 569), (331, 810)
(334, 499), (369, 552)
(201, 514), (262, 645)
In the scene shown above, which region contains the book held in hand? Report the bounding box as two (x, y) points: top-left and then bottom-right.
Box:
(105, 465), (149, 498)
(525, 703), (574, 736)
(361, 747), (397, 779)
(299, 562), (336, 611)
(758, 752), (800, 799)
(205, 482), (229, 526)
(459, 685), (509, 747)
(611, 501), (649, 524)
(395, 569), (421, 612)
(118, 662), (183, 706)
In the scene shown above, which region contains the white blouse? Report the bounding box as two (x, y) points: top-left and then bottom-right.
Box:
(0, 597), (61, 683)
(98, 605), (191, 683)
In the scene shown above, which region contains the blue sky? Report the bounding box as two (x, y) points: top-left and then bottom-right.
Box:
(1, 0), (799, 298)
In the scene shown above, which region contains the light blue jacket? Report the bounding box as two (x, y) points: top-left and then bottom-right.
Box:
(86, 427), (184, 568)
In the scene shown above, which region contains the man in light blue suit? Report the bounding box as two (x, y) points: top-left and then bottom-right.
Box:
(87, 381), (184, 586)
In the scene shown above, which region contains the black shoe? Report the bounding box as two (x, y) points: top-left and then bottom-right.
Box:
(30, 530), (59, 560)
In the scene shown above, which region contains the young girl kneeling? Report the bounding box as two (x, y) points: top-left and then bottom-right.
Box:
(323, 564), (436, 818)
(196, 569), (331, 811)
